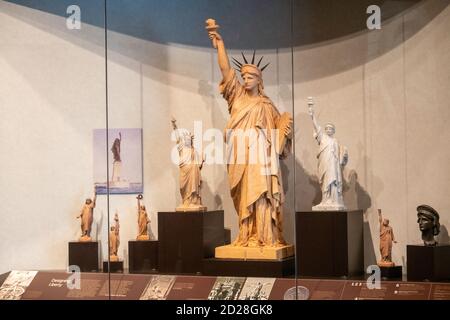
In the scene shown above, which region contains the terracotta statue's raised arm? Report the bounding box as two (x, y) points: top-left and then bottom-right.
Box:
(206, 19), (230, 79)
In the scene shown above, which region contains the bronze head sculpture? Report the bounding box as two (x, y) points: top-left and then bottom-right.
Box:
(417, 204), (440, 246)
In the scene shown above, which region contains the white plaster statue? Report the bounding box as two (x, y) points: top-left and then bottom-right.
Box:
(308, 97), (348, 211)
(171, 118), (206, 212)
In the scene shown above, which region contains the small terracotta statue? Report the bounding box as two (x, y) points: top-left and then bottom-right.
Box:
(171, 117), (206, 212)
(77, 189), (97, 242)
(109, 212), (120, 262)
(378, 209), (397, 267)
(136, 194), (150, 240)
(308, 97), (348, 211)
(417, 204), (440, 246)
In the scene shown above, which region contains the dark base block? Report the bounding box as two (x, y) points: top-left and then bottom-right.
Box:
(128, 240), (158, 273)
(202, 257), (295, 277)
(407, 245), (450, 281)
(158, 211), (224, 274)
(296, 211), (364, 277)
(380, 265), (403, 279)
(68, 241), (99, 272)
(103, 261), (124, 273)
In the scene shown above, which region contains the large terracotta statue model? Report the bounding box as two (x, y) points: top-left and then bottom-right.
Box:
(378, 209), (397, 267)
(109, 212), (120, 262)
(206, 18), (293, 257)
(171, 117), (206, 212)
(136, 194), (150, 240)
(77, 189), (97, 242)
(416, 204), (440, 246)
(308, 97), (348, 211)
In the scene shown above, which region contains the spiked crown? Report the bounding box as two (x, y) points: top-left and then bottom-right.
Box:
(231, 50), (270, 76)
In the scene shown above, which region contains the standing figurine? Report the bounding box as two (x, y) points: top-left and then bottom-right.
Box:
(206, 18), (293, 248)
(378, 209), (397, 267)
(417, 205), (440, 246)
(109, 212), (120, 262)
(171, 117), (206, 212)
(308, 97), (348, 211)
(136, 194), (150, 240)
(77, 188), (97, 242)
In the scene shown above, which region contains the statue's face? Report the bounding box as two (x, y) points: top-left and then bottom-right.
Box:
(242, 73), (259, 92)
(86, 199), (92, 204)
(417, 215), (433, 232)
(325, 125), (335, 136)
(383, 219), (389, 226)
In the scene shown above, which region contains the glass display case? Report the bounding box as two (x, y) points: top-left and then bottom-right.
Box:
(1, 0), (449, 301)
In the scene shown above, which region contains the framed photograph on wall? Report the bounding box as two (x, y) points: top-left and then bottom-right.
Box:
(93, 128), (143, 194)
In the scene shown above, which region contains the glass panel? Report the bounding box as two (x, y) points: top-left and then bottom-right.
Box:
(0, 0), (108, 300)
(293, 0), (449, 299)
(105, 0), (296, 300)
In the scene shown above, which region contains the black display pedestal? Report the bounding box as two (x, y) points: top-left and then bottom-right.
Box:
(68, 241), (99, 272)
(407, 245), (450, 281)
(380, 266), (403, 279)
(158, 210), (224, 274)
(203, 257), (295, 277)
(296, 210), (364, 277)
(102, 261), (124, 273)
(128, 240), (159, 273)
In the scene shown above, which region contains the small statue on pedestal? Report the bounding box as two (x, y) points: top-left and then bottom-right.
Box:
(417, 204), (440, 246)
(136, 194), (150, 240)
(171, 117), (206, 212)
(308, 97), (348, 211)
(378, 209), (397, 267)
(77, 188), (97, 242)
(109, 212), (120, 262)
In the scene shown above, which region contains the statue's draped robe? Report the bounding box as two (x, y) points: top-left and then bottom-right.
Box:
(380, 225), (394, 261)
(109, 229), (119, 256)
(314, 128), (345, 203)
(178, 142), (202, 206)
(138, 208), (149, 237)
(220, 69), (290, 246)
